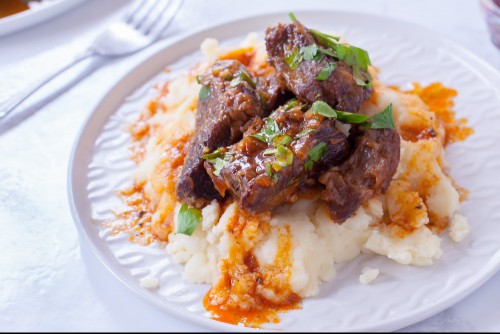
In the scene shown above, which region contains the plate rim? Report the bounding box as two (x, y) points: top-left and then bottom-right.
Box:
(67, 10), (500, 332)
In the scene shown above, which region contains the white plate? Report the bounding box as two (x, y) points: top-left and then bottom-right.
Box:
(0, 0), (85, 37)
(68, 11), (500, 331)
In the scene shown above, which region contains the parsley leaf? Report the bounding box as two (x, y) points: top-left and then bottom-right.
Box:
(202, 149), (232, 176)
(336, 110), (370, 124)
(296, 128), (315, 138)
(311, 101), (393, 129)
(284, 98), (298, 110)
(273, 135), (293, 146)
(266, 162), (279, 183)
(305, 142), (327, 170)
(368, 103), (394, 129)
(201, 148), (223, 161)
(230, 70), (256, 88)
(274, 144), (294, 170)
(212, 158), (226, 176)
(310, 29), (340, 50)
(342, 45), (371, 71)
(266, 162), (273, 176)
(301, 45), (322, 61)
(285, 47), (301, 69)
(176, 204), (202, 236)
(251, 117), (281, 143)
(311, 100), (337, 118)
(315, 62), (337, 81)
(352, 66), (369, 87)
(199, 86), (210, 101)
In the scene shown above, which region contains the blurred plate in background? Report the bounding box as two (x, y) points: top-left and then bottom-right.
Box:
(0, 0), (86, 37)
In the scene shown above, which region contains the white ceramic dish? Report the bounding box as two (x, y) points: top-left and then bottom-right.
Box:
(0, 0), (85, 37)
(68, 11), (500, 331)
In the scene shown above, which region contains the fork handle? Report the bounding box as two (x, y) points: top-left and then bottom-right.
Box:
(0, 49), (96, 119)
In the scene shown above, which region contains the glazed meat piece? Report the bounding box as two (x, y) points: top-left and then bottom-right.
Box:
(176, 60), (269, 207)
(256, 70), (287, 111)
(319, 127), (401, 222)
(265, 20), (372, 112)
(205, 104), (350, 212)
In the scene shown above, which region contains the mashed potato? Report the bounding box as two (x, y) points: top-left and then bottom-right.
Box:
(115, 34), (472, 327)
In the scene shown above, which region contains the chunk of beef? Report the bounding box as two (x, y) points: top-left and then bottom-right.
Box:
(319, 127), (400, 222)
(205, 105), (350, 212)
(265, 21), (372, 112)
(256, 70), (287, 111)
(176, 60), (268, 207)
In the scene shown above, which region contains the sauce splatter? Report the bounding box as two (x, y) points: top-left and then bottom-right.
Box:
(203, 207), (301, 327)
(407, 83), (474, 145)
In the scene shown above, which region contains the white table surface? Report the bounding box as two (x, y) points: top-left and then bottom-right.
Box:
(1, 0), (499, 331)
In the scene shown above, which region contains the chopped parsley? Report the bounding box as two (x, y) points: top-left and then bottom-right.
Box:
(296, 128), (315, 138)
(251, 117), (280, 143)
(289, 13), (372, 87)
(284, 98), (298, 110)
(315, 62), (337, 81)
(311, 100), (337, 118)
(367, 103), (395, 129)
(310, 101), (394, 129)
(196, 75), (211, 101)
(202, 149), (232, 176)
(273, 144), (294, 171)
(305, 142), (328, 170)
(230, 70), (256, 88)
(273, 135), (293, 146)
(176, 204), (202, 236)
(266, 162), (279, 182)
(198, 85), (210, 101)
(285, 47), (301, 69)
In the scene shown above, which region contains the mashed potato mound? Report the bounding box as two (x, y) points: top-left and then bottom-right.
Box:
(116, 34), (472, 327)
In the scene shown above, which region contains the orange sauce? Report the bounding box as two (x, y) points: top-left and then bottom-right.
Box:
(0, 0), (29, 19)
(106, 183), (155, 246)
(407, 83), (474, 145)
(203, 207), (301, 327)
(219, 47), (256, 67)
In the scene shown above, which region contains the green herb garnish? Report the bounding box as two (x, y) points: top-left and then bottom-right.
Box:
(273, 135), (293, 146)
(202, 149), (232, 176)
(305, 142), (328, 170)
(176, 204), (202, 236)
(284, 98), (298, 111)
(285, 47), (301, 69)
(201, 148), (223, 161)
(301, 44), (323, 61)
(266, 162), (273, 176)
(289, 13), (371, 87)
(315, 62), (337, 81)
(230, 70), (256, 88)
(296, 128), (315, 138)
(341, 45), (371, 71)
(273, 144), (294, 170)
(309, 29), (340, 50)
(199, 86), (210, 101)
(310, 101), (394, 129)
(367, 103), (394, 129)
(289, 12), (298, 22)
(311, 100), (337, 118)
(336, 111), (370, 124)
(251, 117), (280, 143)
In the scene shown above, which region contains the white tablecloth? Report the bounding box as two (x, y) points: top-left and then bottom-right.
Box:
(1, 0), (499, 331)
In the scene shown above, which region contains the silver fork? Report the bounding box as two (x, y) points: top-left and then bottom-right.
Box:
(0, 0), (184, 120)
